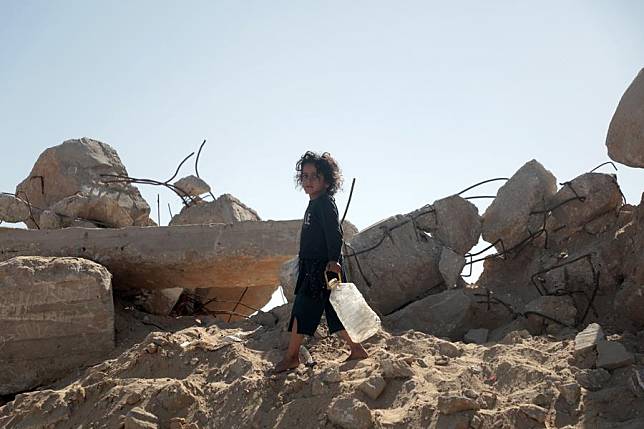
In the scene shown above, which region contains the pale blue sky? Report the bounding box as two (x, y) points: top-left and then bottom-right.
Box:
(1, 1), (643, 232)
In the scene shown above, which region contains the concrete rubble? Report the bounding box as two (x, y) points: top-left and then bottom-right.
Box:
(169, 193), (261, 225)
(0, 193), (30, 224)
(15, 138), (153, 229)
(0, 256), (114, 395)
(482, 159), (557, 251)
(1, 67), (643, 427)
(173, 175), (211, 197)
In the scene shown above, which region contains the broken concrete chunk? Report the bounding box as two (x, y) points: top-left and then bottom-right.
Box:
(15, 138), (152, 229)
(606, 68), (644, 168)
(136, 287), (183, 315)
(575, 323), (605, 356)
(411, 195), (481, 254)
(436, 395), (480, 415)
(169, 193), (261, 225)
(575, 368), (611, 391)
(464, 328), (489, 345)
(345, 214), (444, 315)
(482, 160), (557, 251)
(550, 173), (623, 234)
(519, 404), (548, 423)
(614, 282), (644, 329)
(38, 209), (63, 229)
(439, 247), (465, 288)
(437, 340), (462, 358)
(381, 358), (414, 379)
(557, 382), (581, 406)
(385, 289), (473, 339)
(524, 295), (576, 335)
(173, 175), (211, 197)
(357, 375), (387, 400)
(0, 256), (115, 395)
(124, 407), (159, 429)
(327, 397), (373, 429)
(279, 257), (299, 302)
(596, 340), (634, 370)
(0, 193), (30, 223)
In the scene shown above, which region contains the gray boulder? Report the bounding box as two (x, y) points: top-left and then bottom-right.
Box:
(482, 160), (557, 251)
(606, 68), (644, 168)
(0, 256), (114, 395)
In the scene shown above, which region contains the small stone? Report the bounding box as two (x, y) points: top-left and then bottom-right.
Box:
(479, 392), (497, 409)
(519, 404), (548, 423)
(357, 375), (387, 400)
(321, 367), (342, 383)
(596, 340), (634, 369)
(437, 395), (480, 414)
(125, 392), (142, 405)
(575, 368), (611, 391)
(190, 358), (199, 365)
(557, 382), (581, 406)
(173, 175), (211, 197)
(464, 328), (489, 345)
(381, 358), (414, 379)
(437, 341), (461, 358)
(311, 379), (326, 396)
(435, 356), (449, 366)
(463, 389), (478, 399)
(501, 330), (531, 345)
(574, 323), (605, 367)
(124, 407), (158, 429)
(327, 397), (373, 429)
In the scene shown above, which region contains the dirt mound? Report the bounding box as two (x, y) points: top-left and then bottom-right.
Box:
(2, 301), (643, 429)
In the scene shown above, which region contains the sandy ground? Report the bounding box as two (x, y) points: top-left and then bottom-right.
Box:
(1, 298), (644, 429)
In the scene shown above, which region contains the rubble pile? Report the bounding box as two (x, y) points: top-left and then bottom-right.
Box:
(0, 68), (643, 428)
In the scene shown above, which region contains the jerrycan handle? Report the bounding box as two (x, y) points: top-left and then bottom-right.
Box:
(324, 271), (343, 290)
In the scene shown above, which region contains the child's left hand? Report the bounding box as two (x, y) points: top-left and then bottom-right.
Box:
(326, 261), (341, 274)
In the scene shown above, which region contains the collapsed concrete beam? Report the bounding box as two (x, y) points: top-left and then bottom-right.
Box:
(0, 220), (301, 290)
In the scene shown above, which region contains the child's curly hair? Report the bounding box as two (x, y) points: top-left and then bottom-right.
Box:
(295, 151), (344, 196)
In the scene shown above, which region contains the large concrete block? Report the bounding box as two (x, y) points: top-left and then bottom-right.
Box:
(0, 256), (114, 395)
(606, 68), (644, 168)
(0, 220), (301, 291)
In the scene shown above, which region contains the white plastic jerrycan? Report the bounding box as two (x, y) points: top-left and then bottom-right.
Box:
(326, 272), (381, 343)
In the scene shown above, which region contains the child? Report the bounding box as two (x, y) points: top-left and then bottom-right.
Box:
(274, 151), (368, 373)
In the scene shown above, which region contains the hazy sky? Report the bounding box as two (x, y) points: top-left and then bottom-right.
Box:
(1, 1), (643, 234)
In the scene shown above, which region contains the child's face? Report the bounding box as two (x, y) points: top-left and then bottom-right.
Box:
(301, 163), (328, 199)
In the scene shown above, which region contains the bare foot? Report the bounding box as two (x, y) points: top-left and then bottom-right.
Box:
(273, 355), (300, 374)
(346, 345), (369, 361)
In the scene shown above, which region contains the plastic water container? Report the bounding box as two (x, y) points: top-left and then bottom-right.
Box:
(326, 273), (381, 343)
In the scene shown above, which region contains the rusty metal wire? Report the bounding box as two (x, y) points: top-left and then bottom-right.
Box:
(229, 288), (250, 323)
(341, 178), (356, 225)
(194, 139), (217, 201)
(457, 178), (509, 196)
(589, 161), (618, 174)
